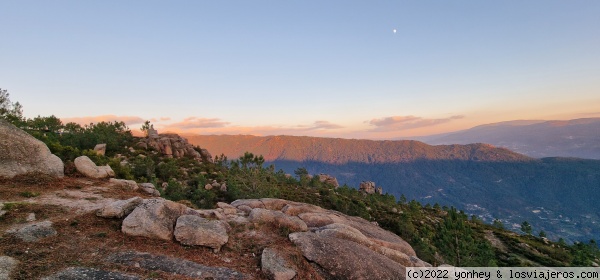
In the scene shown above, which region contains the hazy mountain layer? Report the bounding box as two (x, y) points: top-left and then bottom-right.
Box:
(415, 118), (600, 159)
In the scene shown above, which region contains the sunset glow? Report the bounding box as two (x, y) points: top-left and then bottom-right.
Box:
(2, 1), (599, 139)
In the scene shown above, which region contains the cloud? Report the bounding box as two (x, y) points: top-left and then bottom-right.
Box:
(159, 118), (343, 136)
(169, 117), (230, 129)
(160, 117), (171, 121)
(61, 115), (145, 126)
(368, 115), (464, 131)
(308, 121), (344, 130)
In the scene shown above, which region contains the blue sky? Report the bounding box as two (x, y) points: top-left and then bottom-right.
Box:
(1, 1), (599, 138)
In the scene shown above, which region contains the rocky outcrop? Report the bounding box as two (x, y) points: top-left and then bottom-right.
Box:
(137, 130), (212, 162)
(74, 156), (115, 179)
(317, 173), (339, 188)
(121, 198), (198, 241)
(0, 119), (64, 178)
(96, 197), (143, 218)
(261, 247), (296, 280)
(231, 198), (427, 278)
(99, 196), (426, 279)
(174, 215), (229, 252)
(359, 181), (383, 195)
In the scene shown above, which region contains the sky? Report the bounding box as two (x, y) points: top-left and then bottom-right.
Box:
(1, 1), (599, 139)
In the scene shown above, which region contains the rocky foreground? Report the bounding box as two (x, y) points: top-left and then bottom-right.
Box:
(0, 176), (429, 280)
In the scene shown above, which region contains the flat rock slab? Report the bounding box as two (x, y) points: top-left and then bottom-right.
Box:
(289, 231), (405, 280)
(0, 256), (19, 280)
(108, 251), (245, 280)
(41, 267), (140, 280)
(7, 220), (57, 242)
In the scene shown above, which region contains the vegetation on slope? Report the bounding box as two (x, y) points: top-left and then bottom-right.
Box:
(2, 89), (599, 267)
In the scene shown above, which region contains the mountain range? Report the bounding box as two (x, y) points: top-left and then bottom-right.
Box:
(415, 118), (600, 159)
(187, 133), (600, 243)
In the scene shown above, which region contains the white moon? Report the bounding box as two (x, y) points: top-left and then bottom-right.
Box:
(393, 29), (397, 33)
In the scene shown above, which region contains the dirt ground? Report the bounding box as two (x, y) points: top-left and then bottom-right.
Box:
(0, 174), (323, 279)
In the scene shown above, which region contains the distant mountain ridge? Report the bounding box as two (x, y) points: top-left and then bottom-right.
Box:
(186, 133), (600, 243)
(185, 134), (533, 164)
(415, 118), (600, 159)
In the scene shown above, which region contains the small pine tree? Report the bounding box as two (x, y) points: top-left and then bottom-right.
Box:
(521, 221), (532, 235)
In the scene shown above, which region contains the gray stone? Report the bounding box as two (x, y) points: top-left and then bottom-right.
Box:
(96, 197), (143, 218)
(261, 247), (296, 280)
(108, 251), (244, 280)
(109, 178), (139, 190)
(0, 119), (64, 178)
(138, 183), (160, 196)
(249, 208), (308, 232)
(121, 198), (198, 241)
(93, 143), (107, 156)
(74, 156), (115, 179)
(0, 256), (19, 280)
(217, 202), (237, 215)
(42, 267), (140, 280)
(289, 231), (405, 280)
(26, 213), (36, 222)
(8, 220), (57, 242)
(174, 215), (229, 252)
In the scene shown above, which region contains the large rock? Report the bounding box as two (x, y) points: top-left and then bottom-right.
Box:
(0, 119), (64, 178)
(0, 256), (19, 280)
(261, 247), (296, 280)
(290, 231), (405, 280)
(138, 183), (160, 196)
(109, 178), (139, 191)
(96, 197), (143, 218)
(74, 156), (115, 179)
(174, 215), (229, 252)
(93, 143), (107, 156)
(121, 198), (198, 241)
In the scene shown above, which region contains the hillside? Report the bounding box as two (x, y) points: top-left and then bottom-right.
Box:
(416, 118), (600, 159)
(2, 117), (599, 279)
(185, 134), (534, 163)
(186, 134), (600, 243)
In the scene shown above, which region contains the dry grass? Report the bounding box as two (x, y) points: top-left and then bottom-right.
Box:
(0, 175), (324, 279)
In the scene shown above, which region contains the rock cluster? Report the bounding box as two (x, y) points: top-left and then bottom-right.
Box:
(317, 173), (339, 188)
(360, 181), (383, 195)
(136, 128), (212, 161)
(0, 119), (64, 178)
(97, 197), (429, 279)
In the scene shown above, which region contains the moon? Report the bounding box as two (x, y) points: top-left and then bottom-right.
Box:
(393, 29), (397, 34)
